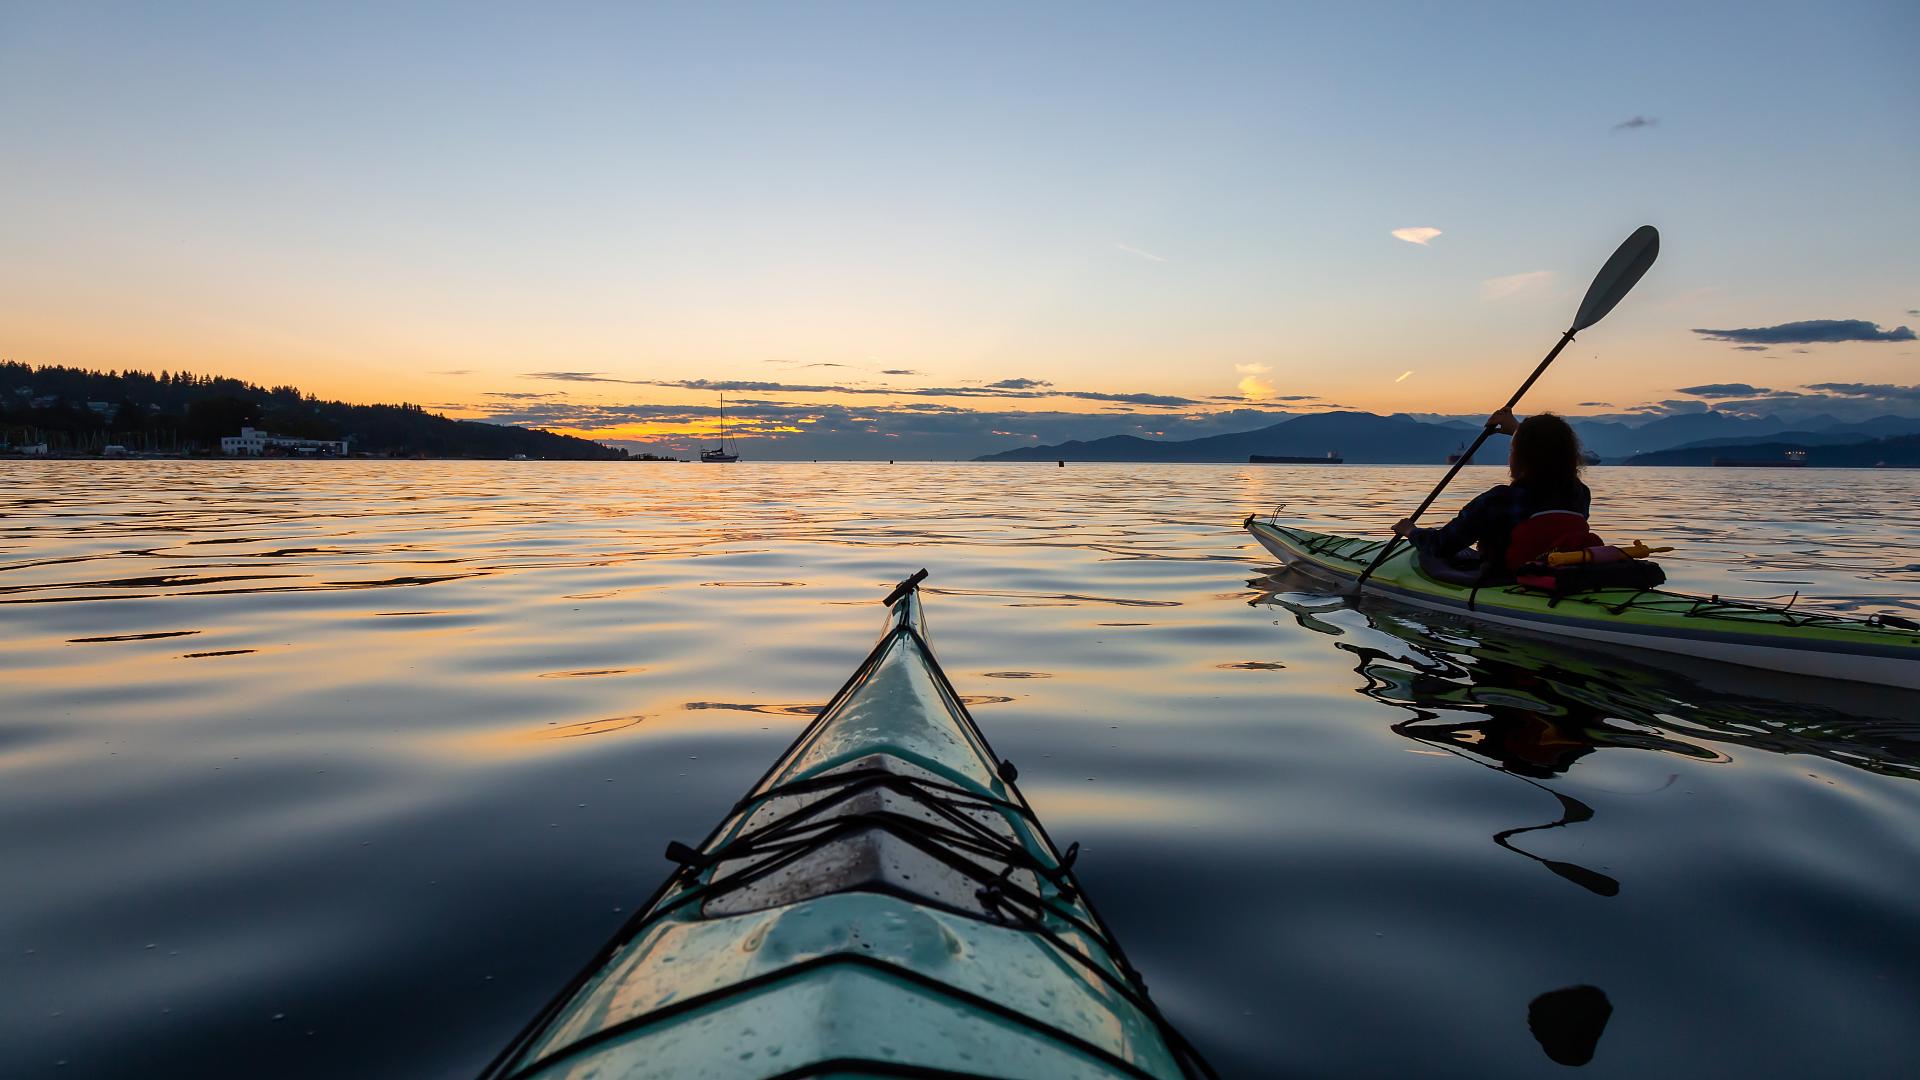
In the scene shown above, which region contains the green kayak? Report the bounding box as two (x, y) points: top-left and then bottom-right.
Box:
(1246, 517), (1920, 691)
(479, 571), (1212, 1080)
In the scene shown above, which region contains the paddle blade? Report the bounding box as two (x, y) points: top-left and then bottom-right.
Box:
(1570, 224), (1660, 333)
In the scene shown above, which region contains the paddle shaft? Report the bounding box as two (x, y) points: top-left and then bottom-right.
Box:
(1353, 329), (1575, 588)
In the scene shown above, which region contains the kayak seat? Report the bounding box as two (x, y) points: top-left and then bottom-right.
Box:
(1417, 546), (1514, 587)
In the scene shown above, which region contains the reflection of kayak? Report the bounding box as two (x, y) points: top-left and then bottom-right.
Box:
(481, 572), (1210, 1080)
(1244, 518), (1920, 690)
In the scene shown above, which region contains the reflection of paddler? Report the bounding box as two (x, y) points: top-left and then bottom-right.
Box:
(1398, 700), (1600, 779)
(1476, 710), (1596, 778)
(1528, 984), (1613, 1066)
(1392, 698), (1620, 895)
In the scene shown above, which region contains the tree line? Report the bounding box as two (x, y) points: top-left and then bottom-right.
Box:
(1, 362), (630, 459)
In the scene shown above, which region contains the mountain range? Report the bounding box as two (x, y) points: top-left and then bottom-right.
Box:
(976, 410), (1920, 466)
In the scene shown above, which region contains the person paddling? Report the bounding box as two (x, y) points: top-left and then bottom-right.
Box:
(1392, 409), (1595, 577)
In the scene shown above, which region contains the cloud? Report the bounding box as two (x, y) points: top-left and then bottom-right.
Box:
(1732, 345), (1768, 352)
(1231, 363), (1276, 400)
(1691, 319), (1918, 344)
(1578, 401), (1613, 408)
(1616, 382), (1920, 423)
(879, 369), (920, 376)
(1204, 393), (1317, 403)
(1481, 270), (1556, 301)
(1630, 398), (1713, 416)
(431, 368), (475, 376)
(1390, 227), (1442, 246)
(1114, 243), (1167, 263)
(516, 371), (1198, 406)
(1676, 383), (1773, 398)
(1802, 382), (1920, 402)
(523, 371), (651, 384)
(1612, 115), (1658, 132)
(627, 377), (1201, 408)
(1394, 370), (1415, 383)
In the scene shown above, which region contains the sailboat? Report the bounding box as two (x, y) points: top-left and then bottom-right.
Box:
(700, 393), (740, 463)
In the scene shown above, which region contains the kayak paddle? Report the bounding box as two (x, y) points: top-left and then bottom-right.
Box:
(1352, 224), (1661, 590)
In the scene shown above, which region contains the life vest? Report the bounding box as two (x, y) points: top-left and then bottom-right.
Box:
(1505, 510), (1601, 572)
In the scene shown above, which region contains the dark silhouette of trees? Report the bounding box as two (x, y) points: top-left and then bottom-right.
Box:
(1, 361), (629, 459)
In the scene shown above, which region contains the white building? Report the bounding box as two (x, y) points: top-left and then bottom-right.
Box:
(220, 427), (349, 457)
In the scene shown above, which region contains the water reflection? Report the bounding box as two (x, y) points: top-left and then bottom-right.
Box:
(1252, 569), (1920, 780)
(1252, 568), (1920, 905)
(1528, 985), (1613, 1067)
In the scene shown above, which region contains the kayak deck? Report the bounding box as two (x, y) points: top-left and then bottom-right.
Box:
(481, 573), (1208, 1080)
(1246, 517), (1920, 690)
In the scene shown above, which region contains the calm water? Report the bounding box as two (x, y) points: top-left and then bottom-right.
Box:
(4, 461), (1918, 1078)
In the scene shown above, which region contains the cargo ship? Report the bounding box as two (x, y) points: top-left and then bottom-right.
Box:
(1249, 451), (1343, 464)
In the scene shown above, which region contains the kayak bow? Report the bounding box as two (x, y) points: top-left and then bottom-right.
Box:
(481, 572), (1211, 1080)
(1246, 517), (1920, 691)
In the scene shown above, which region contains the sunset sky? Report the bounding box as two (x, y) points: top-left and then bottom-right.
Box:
(3, 2), (1915, 456)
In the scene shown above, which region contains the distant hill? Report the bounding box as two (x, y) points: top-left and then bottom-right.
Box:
(1568, 412), (1791, 459)
(1626, 434), (1920, 468)
(1650, 415), (1920, 454)
(0, 362), (629, 459)
(975, 411), (1486, 464)
(977, 408), (1920, 466)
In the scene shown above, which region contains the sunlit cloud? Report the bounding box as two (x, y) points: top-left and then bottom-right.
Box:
(1235, 377), (1277, 399)
(1115, 243), (1167, 263)
(1390, 227), (1442, 246)
(1480, 270), (1556, 301)
(1234, 362), (1275, 400)
(1394, 370), (1415, 383)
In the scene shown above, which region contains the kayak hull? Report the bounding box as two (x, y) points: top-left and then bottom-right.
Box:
(1246, 518), (1920, 691)
(483, 580), (1203, 1079)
